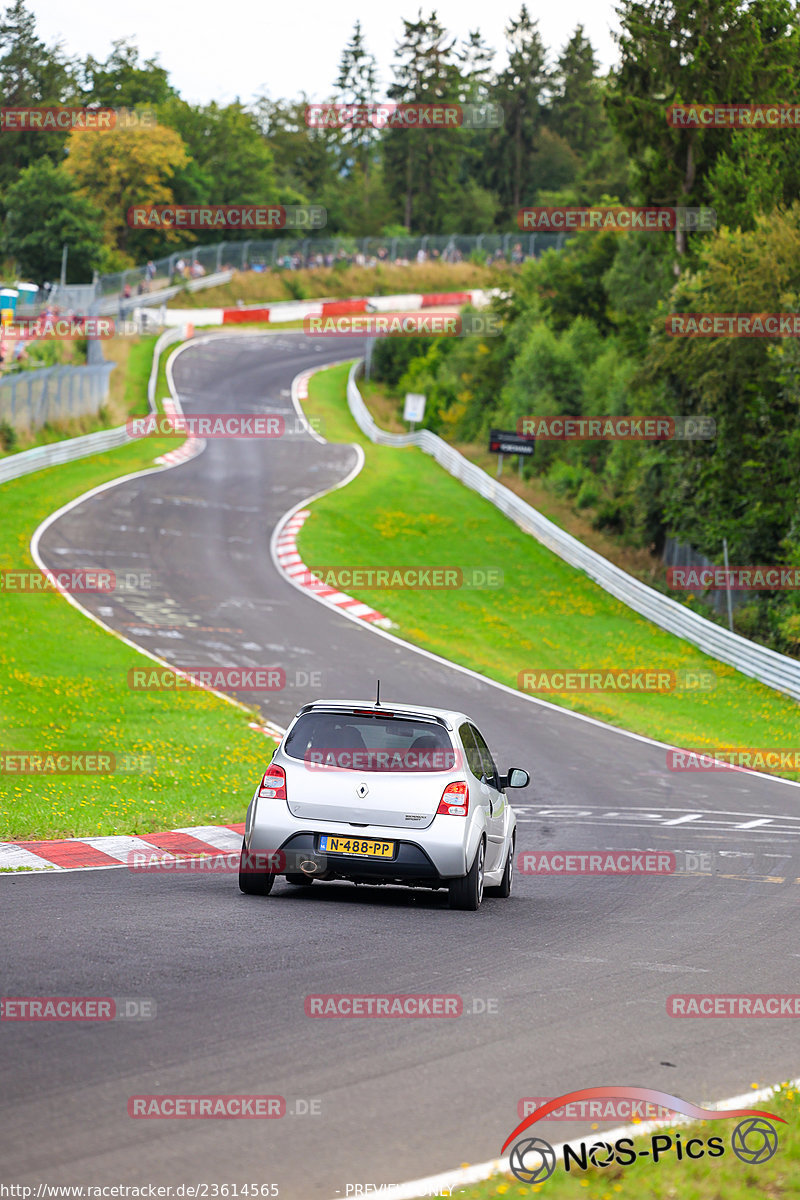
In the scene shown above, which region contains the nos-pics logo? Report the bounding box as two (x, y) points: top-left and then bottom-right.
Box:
(502, 1087), (782, 1185)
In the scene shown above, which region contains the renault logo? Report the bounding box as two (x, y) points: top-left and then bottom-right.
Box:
(356, 782), (369, 798)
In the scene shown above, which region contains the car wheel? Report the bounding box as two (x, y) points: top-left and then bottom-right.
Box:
(448, 839), (485, 911)
(486, 833), (515, 898)
(238, 838), (275, 896)
(285, 873), (314, 886)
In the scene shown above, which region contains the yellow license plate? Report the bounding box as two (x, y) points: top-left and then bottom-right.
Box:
(319, 836), (394, 858)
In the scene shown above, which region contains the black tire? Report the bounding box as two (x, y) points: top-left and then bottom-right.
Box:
(448, 839), (485, 911)
(486, 833), (515, 898)
(285, 873), (314, 886)
(238, 838), (275, 896)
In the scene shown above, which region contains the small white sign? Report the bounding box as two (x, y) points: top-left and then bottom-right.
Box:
(403, 392), (426, 423)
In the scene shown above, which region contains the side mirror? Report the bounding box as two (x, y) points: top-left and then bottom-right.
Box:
(503, 767), (529, 789)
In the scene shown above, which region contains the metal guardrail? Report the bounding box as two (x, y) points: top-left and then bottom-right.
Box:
(96, 269), (234, 316)
(0, 326), (184, 485)
(346, 361), (800, 703)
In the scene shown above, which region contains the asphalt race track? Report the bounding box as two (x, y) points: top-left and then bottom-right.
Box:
(4, 331), (799, 1197)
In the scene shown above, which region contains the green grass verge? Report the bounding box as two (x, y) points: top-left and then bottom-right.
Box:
(427, 1081), (798, 1199)
(296, 362), (800, 776)
(0, 341), (271, 841)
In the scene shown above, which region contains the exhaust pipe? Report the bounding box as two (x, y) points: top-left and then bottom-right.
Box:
(299, 859), (319, 875)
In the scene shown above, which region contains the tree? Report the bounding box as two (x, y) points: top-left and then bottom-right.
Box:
(3, 157), (103, 281)
(483, 7), (549, 219)
(335, 21), (379, 215)
(606, 0), (800, 254)
(160, 99), (275, 203)
(81, 39), (176, 107)
(382, 11), (464, 231)
(705, 127), (800, 231)
(254, 95), (333, 199)
(644, 203), (800, 562)
(63, 122), (189, 257)
(0, 0), (78, 192)
(549, 26), (604, 156)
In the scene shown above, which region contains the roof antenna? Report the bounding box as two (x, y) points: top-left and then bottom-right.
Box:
(375, 679), (381, 707)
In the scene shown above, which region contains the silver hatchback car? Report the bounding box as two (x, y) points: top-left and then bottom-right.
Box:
(239, 698), (529, 909)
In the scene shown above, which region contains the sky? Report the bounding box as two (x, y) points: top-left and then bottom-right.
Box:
(29, 0), (621, 107)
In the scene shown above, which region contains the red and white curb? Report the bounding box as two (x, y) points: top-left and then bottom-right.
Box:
(161, 289), (501, 329)
(274, 508), (394, 628)
(0, 823), (246, 873)
(153, 395), (205, 466)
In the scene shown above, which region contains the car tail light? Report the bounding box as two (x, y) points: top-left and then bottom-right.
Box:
(437, 780), (468, 816)
(258, 763), (286, 800)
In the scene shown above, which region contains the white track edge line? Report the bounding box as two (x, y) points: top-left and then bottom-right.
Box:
(28, 336), (285, 741)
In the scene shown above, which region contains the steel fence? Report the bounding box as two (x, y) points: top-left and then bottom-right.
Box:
(345, 360), (800, 702)
(84, 232), (566, 307)
(0, 361), (116, 432)
(0, 326), (184, 483)
(663, 536), (750, 613)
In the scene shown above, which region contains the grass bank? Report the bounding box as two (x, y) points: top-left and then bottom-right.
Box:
(295, 362), (800, 775)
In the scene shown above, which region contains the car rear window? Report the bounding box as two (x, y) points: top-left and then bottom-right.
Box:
(283, 711), (456, 772)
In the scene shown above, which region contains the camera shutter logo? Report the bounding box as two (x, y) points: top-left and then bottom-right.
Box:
(731, 1118), (779, 1164)
(509, 1137), (557, 1184)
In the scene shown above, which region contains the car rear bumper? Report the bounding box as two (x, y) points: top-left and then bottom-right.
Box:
(276, 832), (443, 885)
(246, 802), (473, 880)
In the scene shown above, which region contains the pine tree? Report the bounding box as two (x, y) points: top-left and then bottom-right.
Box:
(335, 21), (379, 215)
(485, 6), (549, 216)
(549, 26), (603, 156)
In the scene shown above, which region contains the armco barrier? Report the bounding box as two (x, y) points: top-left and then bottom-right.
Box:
(0, 327), (186, 486)
(345, 361), (800, 703)
(93, 270), (234, 317)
